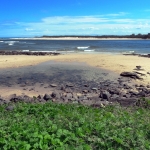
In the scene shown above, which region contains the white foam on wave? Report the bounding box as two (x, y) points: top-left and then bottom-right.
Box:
(8, 43), (13, 46)
(0, 41), (4, 42)
(5, 41), (19, 45)
(21, 50), (75, 53)
(22, 50), (30, 52)
(77, 46), (89, 49)
(84, 49), (95, 52)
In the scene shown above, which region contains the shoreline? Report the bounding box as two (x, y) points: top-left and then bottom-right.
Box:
(9, 37), (148, 40)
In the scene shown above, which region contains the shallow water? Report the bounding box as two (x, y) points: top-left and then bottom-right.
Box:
(0, 61), (119, 87)
(0, 39), (150, 54)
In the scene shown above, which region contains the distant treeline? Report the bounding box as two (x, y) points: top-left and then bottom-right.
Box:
(41, 33), (150, 39)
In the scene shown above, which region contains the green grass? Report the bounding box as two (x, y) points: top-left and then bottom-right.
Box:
(0, 101), (150, 150)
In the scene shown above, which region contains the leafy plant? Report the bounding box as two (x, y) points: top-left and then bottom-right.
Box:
(0, 101), (150, 149)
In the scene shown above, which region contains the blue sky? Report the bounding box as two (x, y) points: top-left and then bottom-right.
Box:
(0, 0), (150, 37)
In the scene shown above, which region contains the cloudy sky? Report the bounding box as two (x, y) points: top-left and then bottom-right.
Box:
(0, 0), (150, 37)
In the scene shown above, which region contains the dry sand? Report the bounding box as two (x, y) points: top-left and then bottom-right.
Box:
(0, 53), (150, 84)
(0, 55), (59, 68)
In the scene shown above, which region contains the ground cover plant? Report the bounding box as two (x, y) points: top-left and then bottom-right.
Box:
(0, 100), (150, 150)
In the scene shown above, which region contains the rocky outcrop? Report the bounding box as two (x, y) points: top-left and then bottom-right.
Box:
(0, 51), (60, 56)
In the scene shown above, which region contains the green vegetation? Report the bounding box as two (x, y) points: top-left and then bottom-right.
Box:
(41, 33), (150, 39)
(0, 101), (150, 150)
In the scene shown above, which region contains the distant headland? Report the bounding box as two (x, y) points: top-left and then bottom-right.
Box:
(39, 33), (150, 39)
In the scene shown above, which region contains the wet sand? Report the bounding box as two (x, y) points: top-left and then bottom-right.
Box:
(0, 53), (150, 84)
(0, 61), (120, 98)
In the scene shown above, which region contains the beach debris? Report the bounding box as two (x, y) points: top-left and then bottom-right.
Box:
(120, 72), (143, 80)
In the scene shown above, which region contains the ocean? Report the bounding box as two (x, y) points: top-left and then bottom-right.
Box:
(0, 39), (150, 54)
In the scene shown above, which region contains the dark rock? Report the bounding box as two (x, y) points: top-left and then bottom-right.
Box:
(51, 91), (60, 99)
(29, 88), (35, 91)
(50, 84), (57, 87)
(126, 94), (132, 98)
(37, 95), (43, 99)
(100, 90), (111, 100)
(109, 88), (120, 95)
(60, 84), (65, 90)
(140, 84), (145, 87)
(20, 84), (26, 87)
(43, 94), (51, 101)
(120, 72), (143, 80)
(136, 66), (141, 70)
(62, 97), (69, 103)
(0, 50), (60, 56)
(82, 90), (88, 93)
(0, 98), (4, 102)
(84, 84), (89, 87)
(66, 84), (74, 87)
(5, 105), (14, 111)
(147, 85), (150, 88)
(111, 94), (119, 99)
(138, 91), (146, 97)
(117, 98), (137, 107)
(129, 90), (139, 96)
(10, 95), (23, 102)
(23, 95), (30, 99)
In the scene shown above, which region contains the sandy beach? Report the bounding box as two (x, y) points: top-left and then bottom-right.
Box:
(0, 53), (150, 103)
(0, 53), (149, 73)
(0, 53), (150, 83)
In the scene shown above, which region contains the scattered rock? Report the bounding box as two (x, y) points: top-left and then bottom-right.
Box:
(50, 84), (57, 87)
(0, 50), (60, 56)
(66, 93), (72, 99)
(51, 91), (60, 99)
(5, 105), (14, 111)
(37, 95), (43, 99)
(136, 66), (142, 70)
(43, 94), (51, 101)
(100, 90), (110, 100)
(60, 84), (65, 90)
(82, 90), (88, 93)
(120, 72), (143, 80)
(91, 87), (98, 91)
(66, 84), (74, 87)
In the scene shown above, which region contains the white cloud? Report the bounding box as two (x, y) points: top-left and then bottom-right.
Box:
(42, 16), (109, 24)
(1, 12), (150, 36)
(105, 12), (129, 17)
(25, 28), (34, 31)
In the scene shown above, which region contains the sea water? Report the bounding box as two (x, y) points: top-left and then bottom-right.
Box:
(0, 39), (150, 54)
